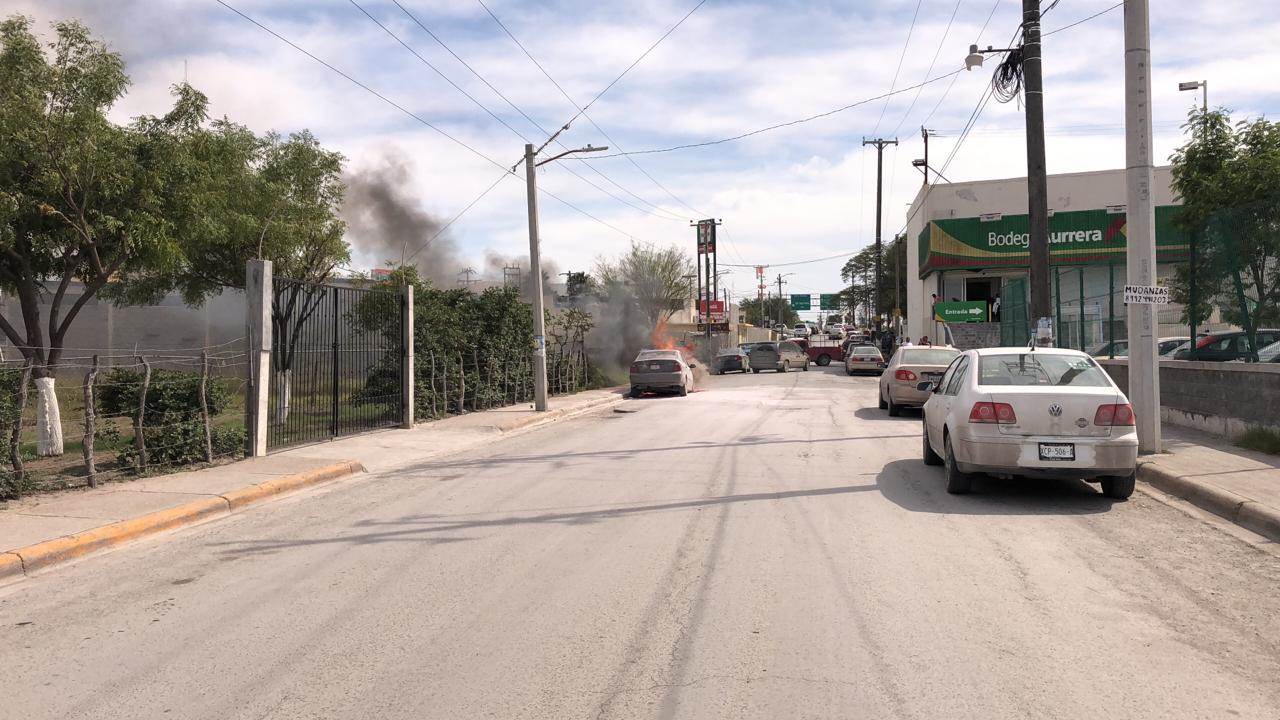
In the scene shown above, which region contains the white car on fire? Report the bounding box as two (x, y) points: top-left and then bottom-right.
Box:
(919, 347), (1139, 499)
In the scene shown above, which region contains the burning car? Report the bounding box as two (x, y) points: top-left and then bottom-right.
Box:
(629, 349), (696, 397)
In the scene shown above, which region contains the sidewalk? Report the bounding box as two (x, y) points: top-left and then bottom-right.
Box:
(1, 387), (625, 581)
(1140, 424), (1280, 543)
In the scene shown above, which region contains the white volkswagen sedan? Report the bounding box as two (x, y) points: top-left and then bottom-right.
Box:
(919, 347), (1139, 498)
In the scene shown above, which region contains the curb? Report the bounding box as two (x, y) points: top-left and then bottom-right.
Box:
(0, 460), (363, 583)
(495, 392), (627, 434)
(1138, 460), (1280, 543)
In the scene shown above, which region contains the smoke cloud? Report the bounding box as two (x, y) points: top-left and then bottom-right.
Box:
(342, 156), (465, 286)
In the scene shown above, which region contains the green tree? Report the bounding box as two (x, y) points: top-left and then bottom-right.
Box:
(738, 296), (799, 327)
(0, 17), (203, 455)
(1170, 108), (1280, 356)
(593, 241), (694, 329)
(839, 236), (907, 329)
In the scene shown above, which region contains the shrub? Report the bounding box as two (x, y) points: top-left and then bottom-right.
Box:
(96, 367), (241, 469)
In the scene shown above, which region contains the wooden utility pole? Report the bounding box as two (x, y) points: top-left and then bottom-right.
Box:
(863, 137), (898, 330)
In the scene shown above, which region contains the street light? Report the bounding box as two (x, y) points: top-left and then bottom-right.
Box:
(1179, 79), (1208, 360)
(911, 158), (952, 184)
(522, 137), (608, 411)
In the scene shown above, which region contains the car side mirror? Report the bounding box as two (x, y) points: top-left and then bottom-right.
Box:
(916, 381), (934, 393)
(689, 363), (697, 368)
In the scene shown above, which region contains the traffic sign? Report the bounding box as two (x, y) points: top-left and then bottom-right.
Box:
(697, 322), (730, 333)
(1123, 285), (1170, 304)
(934, 300), (988, 323)
(790, 294), (811, 310)
(819, 293), (840, 310)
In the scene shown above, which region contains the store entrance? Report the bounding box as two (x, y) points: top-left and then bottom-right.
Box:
(965, 277), (1000, 320)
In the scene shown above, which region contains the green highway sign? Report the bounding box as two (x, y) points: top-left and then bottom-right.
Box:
(819, 294), (839, 310)
(933, 300), (989, 323)
(790, 294), (811, 310)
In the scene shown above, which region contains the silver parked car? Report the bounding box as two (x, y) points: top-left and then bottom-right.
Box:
(748, 341), (809, 373)
(844, 345), (884, 375)
(919, 348), (1139, 498)
(878, 346), (960, 416)
(628, 349), (696, 397)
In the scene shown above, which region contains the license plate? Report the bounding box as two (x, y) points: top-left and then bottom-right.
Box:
(648, 364), (661, 370)
(1038, 443), (1075, 461)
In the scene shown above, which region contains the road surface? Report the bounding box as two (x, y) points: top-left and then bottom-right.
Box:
(3, 367), (1279, 719)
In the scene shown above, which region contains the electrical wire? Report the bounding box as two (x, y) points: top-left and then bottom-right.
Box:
(217, 1), (660, 255)
(874, 0), (924, 136)
(581, 68), (964, 160)
(891, 0), (964, 137)
(920, 0), (1001, 128)
(476, 0), (714, 223)
(1042, 1), (1122, 37)
(389, 0), (691, 224)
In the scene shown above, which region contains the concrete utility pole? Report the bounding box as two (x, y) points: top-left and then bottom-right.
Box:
(1125, 0), (1162, 452)
(1021, 0), (1052, 341)
(863, 137), (897, 330)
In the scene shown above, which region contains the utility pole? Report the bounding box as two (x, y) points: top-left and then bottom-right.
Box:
(775, 273), (793, 328)
(921, 127), (931, 186)
(1021, 0), (1052, 342)
(863, 137), (897, 331)
(458, 267), (476, 288)
(521, 139), (607, 411)
(1125, 0), (1161, 452)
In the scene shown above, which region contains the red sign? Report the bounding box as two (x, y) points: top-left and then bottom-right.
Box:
(699, 300), (725, 315)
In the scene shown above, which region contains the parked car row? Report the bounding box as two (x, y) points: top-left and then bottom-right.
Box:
(1088, 329), (1280, 363)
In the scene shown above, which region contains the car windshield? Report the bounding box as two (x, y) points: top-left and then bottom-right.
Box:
(979, 353), (1112, 387)
(899, 349), (958, 365)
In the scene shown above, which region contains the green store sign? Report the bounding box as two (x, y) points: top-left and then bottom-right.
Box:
(934, 300), (988, 323)
(917, 205), (1190, 278)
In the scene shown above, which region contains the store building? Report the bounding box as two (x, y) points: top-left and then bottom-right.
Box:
(904, 166), (1197, 349)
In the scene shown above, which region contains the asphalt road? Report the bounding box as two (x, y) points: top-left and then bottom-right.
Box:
(3, 367), (1279, 719)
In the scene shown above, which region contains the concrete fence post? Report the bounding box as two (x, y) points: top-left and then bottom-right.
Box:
(246, 259), (273, 457)
(401, 283), (414, 429)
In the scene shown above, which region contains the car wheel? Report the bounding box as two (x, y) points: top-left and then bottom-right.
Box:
(816, 354), (831, 366)
(878, 391), (887, 410)
(780, 361), (789, 373)
(628, 387), (641, 398)
(944, 434), (973, 494)
(922, 422), (942, 466)
(802, 361), (809, 371)
(678, 384), (688, 397)
(752, 368), (760, 374)
(1101, 472), (1136, 500)
(887, 394), (901, 417)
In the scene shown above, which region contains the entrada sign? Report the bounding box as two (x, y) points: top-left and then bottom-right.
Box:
(934, 300), (989, 323)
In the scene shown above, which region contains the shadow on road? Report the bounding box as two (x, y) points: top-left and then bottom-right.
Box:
(876, 458), (1117, 516)
(853, 406), (920, 422)
(210, 482), (880, 556)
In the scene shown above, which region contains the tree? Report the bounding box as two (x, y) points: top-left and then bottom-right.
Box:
(0, 17), (203, 455)
(738, 296), (799, 327)
(1170, 108), (1280, 356)
(839, 236), (907, 329)
(593, 241), (694, 329)
(120, 122), (350, 421)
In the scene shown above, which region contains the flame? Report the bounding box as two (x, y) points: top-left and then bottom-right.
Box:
(650, 318), (696, 362)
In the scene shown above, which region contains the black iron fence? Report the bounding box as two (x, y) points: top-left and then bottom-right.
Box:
(267, 279), (403, 450)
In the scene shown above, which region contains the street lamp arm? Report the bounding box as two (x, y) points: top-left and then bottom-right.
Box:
(535, 144), (610, 167)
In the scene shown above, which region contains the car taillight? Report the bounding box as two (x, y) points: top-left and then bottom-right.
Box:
(629, 363), (642, 374)
(895, 369), (918, 382)
(1094, 403), (1136, 426)
(969, 401), (1017, 424)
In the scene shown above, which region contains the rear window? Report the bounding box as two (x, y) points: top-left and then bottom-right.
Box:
(978, 353), (1112, 387)
(853, 346), (879, 355)
(752, 343), (776, 352)
(900, 349), (958, 365)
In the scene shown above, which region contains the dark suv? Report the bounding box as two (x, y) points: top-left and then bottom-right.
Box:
(1173, 329), (1280, 361)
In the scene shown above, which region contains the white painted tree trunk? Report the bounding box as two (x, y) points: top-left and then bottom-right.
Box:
(34, 377), (64, 456)
(274, 369), (292, 424)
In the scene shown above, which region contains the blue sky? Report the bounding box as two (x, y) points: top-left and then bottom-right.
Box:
(18, 1), (1280, 316)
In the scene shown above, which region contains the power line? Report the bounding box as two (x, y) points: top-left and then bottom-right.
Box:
(1042, 1), (1123, 37)
(581, 68), (964, 160)
(873, 0), (924, 135)
(890, 0), (964, 137)
(390, 0), (691, 224)
(218, 1), (656, 253)
(352, 0), (689, 225)
(476, 0), (714, 223)
(922, 0), (999, 129)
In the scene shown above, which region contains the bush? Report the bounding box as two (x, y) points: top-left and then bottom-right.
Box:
(1236, 427), (1280, 456)
(96, 367), (241, 469)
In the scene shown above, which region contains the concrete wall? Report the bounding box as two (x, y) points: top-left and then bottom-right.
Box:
(905, 166), (1179, 342)
(1097, 358), (1280, 438)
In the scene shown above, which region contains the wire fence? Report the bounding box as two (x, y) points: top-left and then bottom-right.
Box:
(0, 342), (248, 499)
(413, 341), (593, 421)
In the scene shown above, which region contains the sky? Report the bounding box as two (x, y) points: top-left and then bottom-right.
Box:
(14, 0), (1280, 320)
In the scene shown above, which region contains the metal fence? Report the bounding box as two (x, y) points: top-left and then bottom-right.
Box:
(266, 278), (403, 450)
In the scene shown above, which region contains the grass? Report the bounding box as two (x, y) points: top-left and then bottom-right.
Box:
(1236, 427), (1280, 456)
